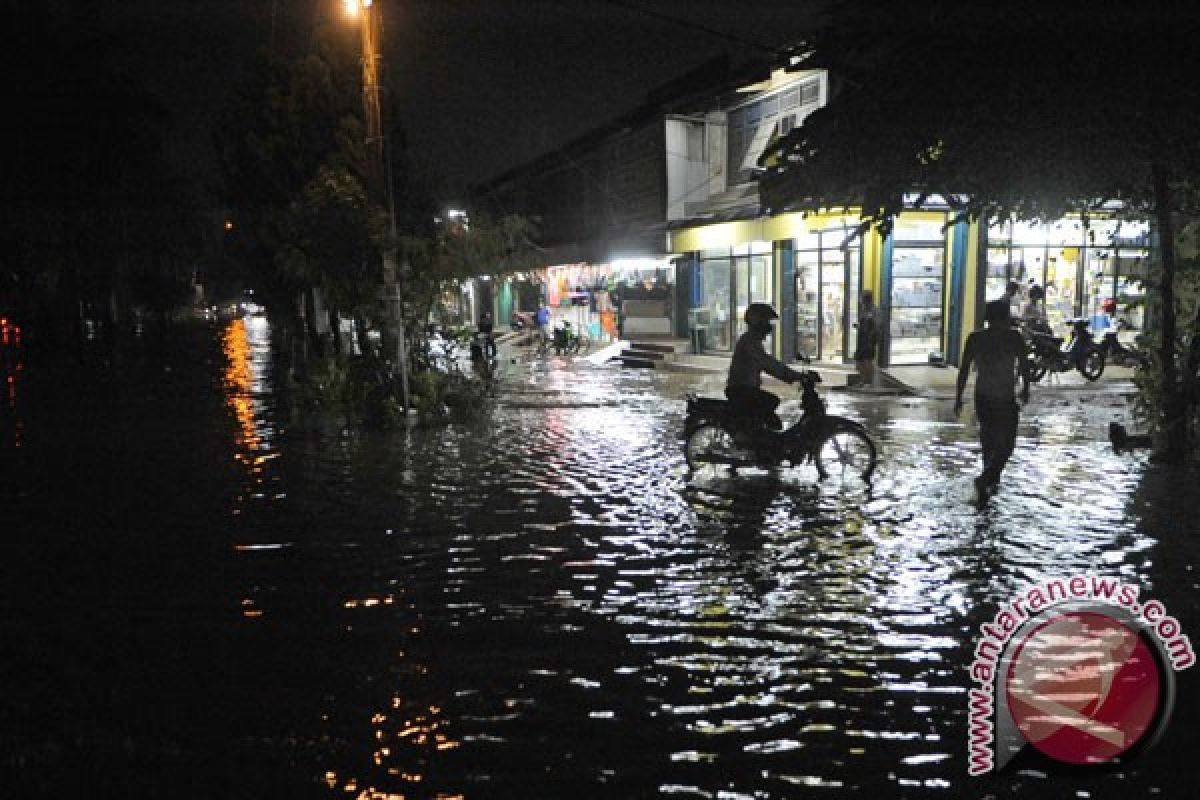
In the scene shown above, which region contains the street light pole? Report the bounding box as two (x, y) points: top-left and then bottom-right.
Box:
(350, 0), (409, 412)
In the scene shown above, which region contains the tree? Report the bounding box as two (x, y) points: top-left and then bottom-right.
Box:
(1, 2), (203, 352)
(399, 212), (541, 336)
(761, 0), (1200, 461)
(275, 164), (387, 355)
(217, 39), (374, 356)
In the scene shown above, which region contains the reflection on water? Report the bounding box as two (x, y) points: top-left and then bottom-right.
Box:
(1, 316), (23, 450)
(12, 325), (1195, 799)
(220, 317), (281, 519)
(213, 350), (1191, 799)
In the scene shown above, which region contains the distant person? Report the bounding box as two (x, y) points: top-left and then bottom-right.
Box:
(853, 290), (879, 387)
(478, 310), (495, 358)
(954, 300), (1031, 503)
(534, 303), (551, 343)
(726, 303), (807, 435)
(1020, 285), (1049, 333)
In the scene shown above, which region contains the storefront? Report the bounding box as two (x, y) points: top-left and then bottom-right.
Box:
(984, 217), (1150, 335)
(671, 214), (868, 362)
(883, 215), (950, 365)
(669, 208), (1162, 369)
(694, 242), (775, 352)
(537, 258), (676, 342)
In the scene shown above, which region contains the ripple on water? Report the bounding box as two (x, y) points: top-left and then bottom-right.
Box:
(206, 345), (1191, 797)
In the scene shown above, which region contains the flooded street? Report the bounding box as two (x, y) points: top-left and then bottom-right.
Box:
(3, 318), (1198, 799)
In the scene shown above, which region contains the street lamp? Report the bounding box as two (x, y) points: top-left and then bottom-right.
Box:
(344, 0), (409, 413)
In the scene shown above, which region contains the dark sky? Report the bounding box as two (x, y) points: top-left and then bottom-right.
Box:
(106, 0), (823, 202)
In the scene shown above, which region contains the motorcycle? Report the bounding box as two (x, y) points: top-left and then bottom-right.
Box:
(682, 370), (877, 483)
(1025, 317), (1104, 382)
(538, 320), (591, 356)
(1097, 329), (1150, 369)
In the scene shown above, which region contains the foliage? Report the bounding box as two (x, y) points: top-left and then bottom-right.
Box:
(761, 0), (1200, 460)
(0, 4), (207, 342)
(409, 369), (494, 424)
(762, 1), (1200, 232)
(217, 40), (372, 318)
(399, 213), (541, 331)
(1132, 222), (1200, 435)
(274, 165), (388, 316)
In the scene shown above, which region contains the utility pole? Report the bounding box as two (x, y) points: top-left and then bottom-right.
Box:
(354, 0), (409, 412)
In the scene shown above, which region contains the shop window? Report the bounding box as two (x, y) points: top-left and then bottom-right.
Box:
(986, 247), (1011, 302)
(889, 246), (945, 365)
(795, 233), (859, 362)
(686, 122), (705, 161)
(800, 79), (820, 105)
(892, 217), (945, 242)
(699, 256), (733, 351)
(795, 252), (819, 360)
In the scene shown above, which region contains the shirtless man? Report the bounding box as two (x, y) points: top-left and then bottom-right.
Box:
(954, 300), (1031, 501)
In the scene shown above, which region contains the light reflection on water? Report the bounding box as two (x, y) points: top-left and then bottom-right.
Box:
(217, 335), (1194, 798)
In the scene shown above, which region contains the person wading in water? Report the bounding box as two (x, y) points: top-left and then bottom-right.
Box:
(954, 300), (1031, 503)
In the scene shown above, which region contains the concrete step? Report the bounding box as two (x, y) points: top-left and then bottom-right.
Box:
(624, 348), (667, 361)
(662, 360), (723, 375)
(494, 331), (526, 345)
(626, 340), (679, 354)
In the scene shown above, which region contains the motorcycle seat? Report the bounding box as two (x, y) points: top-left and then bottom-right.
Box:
(688, 396), (729, 413)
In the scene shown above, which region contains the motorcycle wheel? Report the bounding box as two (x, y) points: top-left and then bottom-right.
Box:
(814, 428), (877, 484)
(684, 424), (747, 473)
(1079, 349), (1105, 381)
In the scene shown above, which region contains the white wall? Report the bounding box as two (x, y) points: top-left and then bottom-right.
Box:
(665, 115), (728, 221)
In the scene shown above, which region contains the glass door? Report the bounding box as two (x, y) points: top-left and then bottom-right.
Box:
(845, 246), (861, 357)
(735, 251), (774, 349)
(794, 252), (819, 360)
(699, 256), (732, 350)
(819, 252), (846, 361)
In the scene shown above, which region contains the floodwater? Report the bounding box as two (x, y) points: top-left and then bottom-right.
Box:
(2, 317), (1198, 799)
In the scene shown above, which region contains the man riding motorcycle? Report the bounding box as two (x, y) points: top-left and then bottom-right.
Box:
(726, 303), (808, 439)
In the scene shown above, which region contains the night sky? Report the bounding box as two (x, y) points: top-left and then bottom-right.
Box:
(101, 0), (823, 202)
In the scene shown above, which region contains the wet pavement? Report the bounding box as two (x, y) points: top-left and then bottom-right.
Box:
(2, 317), (1198, 799)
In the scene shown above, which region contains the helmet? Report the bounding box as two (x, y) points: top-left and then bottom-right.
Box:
(744, 302), (779, 328)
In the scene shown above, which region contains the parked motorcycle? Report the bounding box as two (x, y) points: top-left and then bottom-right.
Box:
(1025, 317), (1104, 382)
(1098, 329), (1150, 369)
(538, 320), (591, 356)
(682, 370), (877, 483)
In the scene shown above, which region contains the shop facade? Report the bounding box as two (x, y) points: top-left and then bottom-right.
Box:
(982, 218), (1150, 334)
(671, 210), (974, 367)
(671, 208), (1156, 368)
(503, 258), (676, 343)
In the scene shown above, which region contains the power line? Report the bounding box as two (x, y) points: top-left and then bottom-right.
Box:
(596, 0), (787, 56)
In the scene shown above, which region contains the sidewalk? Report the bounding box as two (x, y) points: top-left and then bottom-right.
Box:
(659, 345), (1138, 399)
